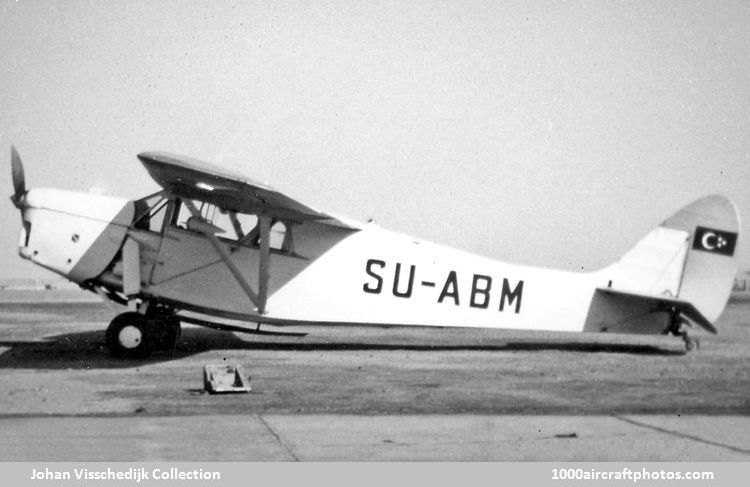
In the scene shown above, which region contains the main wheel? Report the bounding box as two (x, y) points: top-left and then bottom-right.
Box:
(106, 312), (151, 358)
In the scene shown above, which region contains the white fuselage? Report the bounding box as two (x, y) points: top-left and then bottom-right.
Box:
(115, 217), (608, 332)
(16, 188), (692, 335)
(267, 224), (604, 331)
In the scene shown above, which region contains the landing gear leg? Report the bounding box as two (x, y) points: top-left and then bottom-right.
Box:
(667, 308), (699, 352)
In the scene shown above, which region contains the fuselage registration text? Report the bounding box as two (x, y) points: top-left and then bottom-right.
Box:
(362, 259), (524, 313)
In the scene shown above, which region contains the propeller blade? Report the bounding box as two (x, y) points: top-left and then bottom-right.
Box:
(10, 145), (26, 206)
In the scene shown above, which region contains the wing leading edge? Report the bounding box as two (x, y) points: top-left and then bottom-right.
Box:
(137, 151), (357, 228)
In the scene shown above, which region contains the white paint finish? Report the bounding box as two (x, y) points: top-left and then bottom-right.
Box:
(110, 194), (739, 337)
(25, 188), (130, 223)
(265, 195), (739, 334)
(133, 218), (355, 316)
(14, 182), (740, 339)
(269, 225), (602, 332)
(118, 325), (142, 349)
(661, 195), (741, 321)
(20, 189), (134, 282)
(604, 227), (689, 296)
(148, 227), (261, 315)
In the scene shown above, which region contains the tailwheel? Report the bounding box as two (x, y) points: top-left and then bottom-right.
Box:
(667, 307), (699, 353)
(106, 312), (151, 358)
(684, 335), (700, 352)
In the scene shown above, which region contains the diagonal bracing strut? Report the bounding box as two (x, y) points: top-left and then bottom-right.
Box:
(183, 200), (271, 314)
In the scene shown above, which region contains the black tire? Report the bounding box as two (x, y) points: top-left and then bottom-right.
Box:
(106, 312), (151, 358)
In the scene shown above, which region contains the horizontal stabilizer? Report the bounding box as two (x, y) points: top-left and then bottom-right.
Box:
(595, 288), (716, 334)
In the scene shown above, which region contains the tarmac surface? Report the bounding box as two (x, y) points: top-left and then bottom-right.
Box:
(0, 290), (748, 461)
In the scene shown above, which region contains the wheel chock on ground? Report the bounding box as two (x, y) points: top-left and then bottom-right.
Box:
(203, 364), (251, 394)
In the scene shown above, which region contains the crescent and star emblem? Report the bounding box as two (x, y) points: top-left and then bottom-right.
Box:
(701, 232), (727, 250)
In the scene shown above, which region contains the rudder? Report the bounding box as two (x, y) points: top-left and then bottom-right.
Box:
(661, 194), (740, 322)
(605, 195), (740, 324)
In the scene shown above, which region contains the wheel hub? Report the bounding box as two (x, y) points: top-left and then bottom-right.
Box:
(118, 325), (143, 349)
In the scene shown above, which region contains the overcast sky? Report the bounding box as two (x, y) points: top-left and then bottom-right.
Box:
(1, 0), (749, 281)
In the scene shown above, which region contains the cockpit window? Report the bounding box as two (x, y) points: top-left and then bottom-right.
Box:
(231, 219), (292, 253)
(173, 200), (222, 233)
(133, 194), (169, 233)
(170, 198), (293, 253)
(271, 221), (293, 253)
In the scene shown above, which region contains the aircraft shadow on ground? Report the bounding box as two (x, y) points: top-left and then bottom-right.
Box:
(0, 327), (683, 369)
(0, 328), (256, 370)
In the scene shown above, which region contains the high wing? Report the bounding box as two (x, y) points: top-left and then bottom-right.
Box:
(137, 151), (356, 227)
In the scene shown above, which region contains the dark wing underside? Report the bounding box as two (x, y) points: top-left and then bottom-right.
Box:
(592, 287), (717, 334)
(137, 151), (352, 226)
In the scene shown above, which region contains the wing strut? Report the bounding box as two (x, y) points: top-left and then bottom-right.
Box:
(183, 200), (271, 314)
(258, 215), (271, 312)
(121, 236), (141, 311)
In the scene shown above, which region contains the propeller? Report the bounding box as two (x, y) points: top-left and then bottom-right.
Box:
(10, 145), (26, 207)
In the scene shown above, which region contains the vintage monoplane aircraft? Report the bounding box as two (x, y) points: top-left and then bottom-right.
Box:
(8, 147), (740, 357)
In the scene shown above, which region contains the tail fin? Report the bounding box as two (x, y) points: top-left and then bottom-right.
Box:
(605, 195), (740, 323)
